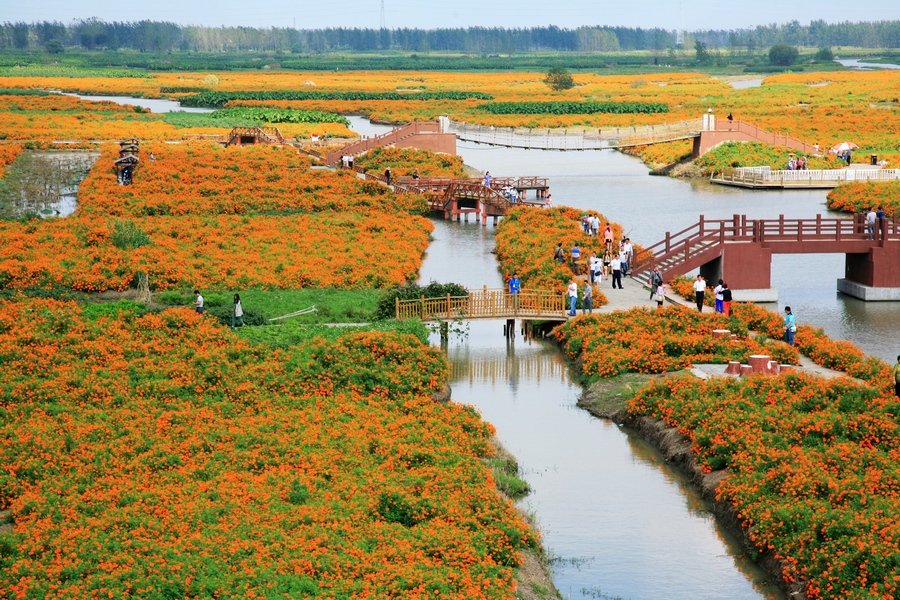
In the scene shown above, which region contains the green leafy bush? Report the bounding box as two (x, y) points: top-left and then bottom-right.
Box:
(375, 281), (468, 321)
(480, 101), (668, 115)
(180, 90), (493, 108)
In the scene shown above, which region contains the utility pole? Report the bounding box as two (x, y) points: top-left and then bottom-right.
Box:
(380, 0), (386, 29)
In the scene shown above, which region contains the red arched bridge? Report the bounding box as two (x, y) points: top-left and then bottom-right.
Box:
(633, 213), (900, 301)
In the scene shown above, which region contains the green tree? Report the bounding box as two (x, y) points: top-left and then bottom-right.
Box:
(44, 39), (63, 54)
(544, 66), (575, 92)
(815, 47), (834, 61)
(694, 41), (712, 65)
(769, 43), (799, 66)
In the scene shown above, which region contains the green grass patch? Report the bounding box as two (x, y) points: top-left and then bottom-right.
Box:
(155, 288), (382, 324)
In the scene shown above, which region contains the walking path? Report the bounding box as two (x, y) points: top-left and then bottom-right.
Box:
(581, 273), (849, 380)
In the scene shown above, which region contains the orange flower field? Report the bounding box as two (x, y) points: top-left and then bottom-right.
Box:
(2, 69), (899, 164)
(0, 297), (534, 597)
(495, 206), (616, 306)
(0, 142), (433, 292)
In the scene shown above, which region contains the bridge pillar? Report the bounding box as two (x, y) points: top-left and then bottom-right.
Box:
(839, 244), (900, 300)
(720, 242), (778, 302)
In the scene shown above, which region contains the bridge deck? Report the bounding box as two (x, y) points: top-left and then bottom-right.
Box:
(396, 289), (566, 322)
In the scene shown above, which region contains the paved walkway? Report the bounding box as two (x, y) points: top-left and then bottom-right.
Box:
(580, 273), (850, 380)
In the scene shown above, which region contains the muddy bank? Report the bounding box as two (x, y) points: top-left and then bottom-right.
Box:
(577, 372), (808, 600)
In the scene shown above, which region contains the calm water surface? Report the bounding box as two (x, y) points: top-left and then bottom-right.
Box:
(65, 93), (214, 113)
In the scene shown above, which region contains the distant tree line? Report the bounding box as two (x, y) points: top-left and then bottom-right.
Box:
(0, 18), (898, 54)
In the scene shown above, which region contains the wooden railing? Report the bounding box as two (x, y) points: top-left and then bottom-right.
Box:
(395, 288), (566, 321)
(710, 119), (816, 155)
(715, 167), (900, 186)
(444, 116), (704, 150)
(632, 213), (900, 279)
(324, 121), (440, 165)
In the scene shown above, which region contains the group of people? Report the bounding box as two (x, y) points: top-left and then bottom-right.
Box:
(339, 155), (355, 169)
(193, 290), (244, 328)
(865, 206), (888, 239)
(566, 278), (593, 316)
(786, 156), (809, 170)
(691, 276), (733, 316)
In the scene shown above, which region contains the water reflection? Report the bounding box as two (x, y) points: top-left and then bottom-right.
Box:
(438, 321), (784, 599)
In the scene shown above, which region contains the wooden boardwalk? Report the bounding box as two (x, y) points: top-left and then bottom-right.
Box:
(395, 288), (566, 321)
(711, 166), (900, 189)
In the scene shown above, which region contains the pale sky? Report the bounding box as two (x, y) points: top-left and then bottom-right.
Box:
(8, 0), (900, 32)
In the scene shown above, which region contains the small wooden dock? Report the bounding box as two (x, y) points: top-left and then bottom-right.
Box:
(711, 166), (900, 189)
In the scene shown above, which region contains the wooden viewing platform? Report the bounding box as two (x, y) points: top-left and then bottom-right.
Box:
(395, 288), (566, 321)
(711, 166), (900, 189)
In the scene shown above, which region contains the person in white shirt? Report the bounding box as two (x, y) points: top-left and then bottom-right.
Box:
(610, 256), (623, 289)
(866, 208), (877, 239)
(193, 290), (204, 314)
(693, 276), (706, 312)
(567, 279), (578, 316)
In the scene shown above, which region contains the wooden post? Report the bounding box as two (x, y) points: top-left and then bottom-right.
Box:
(420, 295), (425, 320)
(395, 296), (400, 319)
(447, 293), (451, 319)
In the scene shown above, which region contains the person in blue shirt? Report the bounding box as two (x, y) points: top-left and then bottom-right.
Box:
(508, 272), (521, 310)
(784, 306), (796, 346)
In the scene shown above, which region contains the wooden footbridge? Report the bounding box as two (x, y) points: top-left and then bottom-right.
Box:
(632, 213), (900, 301)
(395, 288), (567, 322)
(441, 115), (816, 158)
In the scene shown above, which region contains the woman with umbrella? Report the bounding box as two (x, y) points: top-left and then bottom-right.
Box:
(830, 141), (859, 165)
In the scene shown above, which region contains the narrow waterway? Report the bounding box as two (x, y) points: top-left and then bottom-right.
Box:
(351, 112), (900, 596)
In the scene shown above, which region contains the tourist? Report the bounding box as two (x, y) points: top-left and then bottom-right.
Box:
(483, 171), (491, 187)
(866, 208), (877, 239)
(650, 267), (663, 300)
(554, 242), (565, 263)
(508, 272), (521, 310)
(588, 252), (598, 284)
(593, 252), (604, 283)
(693, 276), (706, 312)
(876, 206), (887, 237)
(784, 306), (796, 346)
(582, 282), (593, 315)
(149, 152), (155, 162)
(591, 215), (600, 237)
(894, 355), (900, 399)
(714, 279), (725, 313)
(568, 279), (578, 316)
(348, 155), (354, 169)
(232, 294), (244, 328)
(412, 168), (420, 180)
(655, 280), (665, 309)
(610, 255), (623, 289)
(545, 194), (552, 208)
(623, 238), (634, 276)
(603, 224), (614, 249)
(193, 290), (204, 315)
(384, 167), (392, 185)
(571, 243), (581, 270)
(582, 215), (591, 234)
(602, 249), (612, 281)
(722, 283), (732, 316)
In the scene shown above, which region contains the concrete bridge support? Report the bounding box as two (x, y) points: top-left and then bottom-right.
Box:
(696, 243), (778, 302)
(839, 244), (900, 300)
